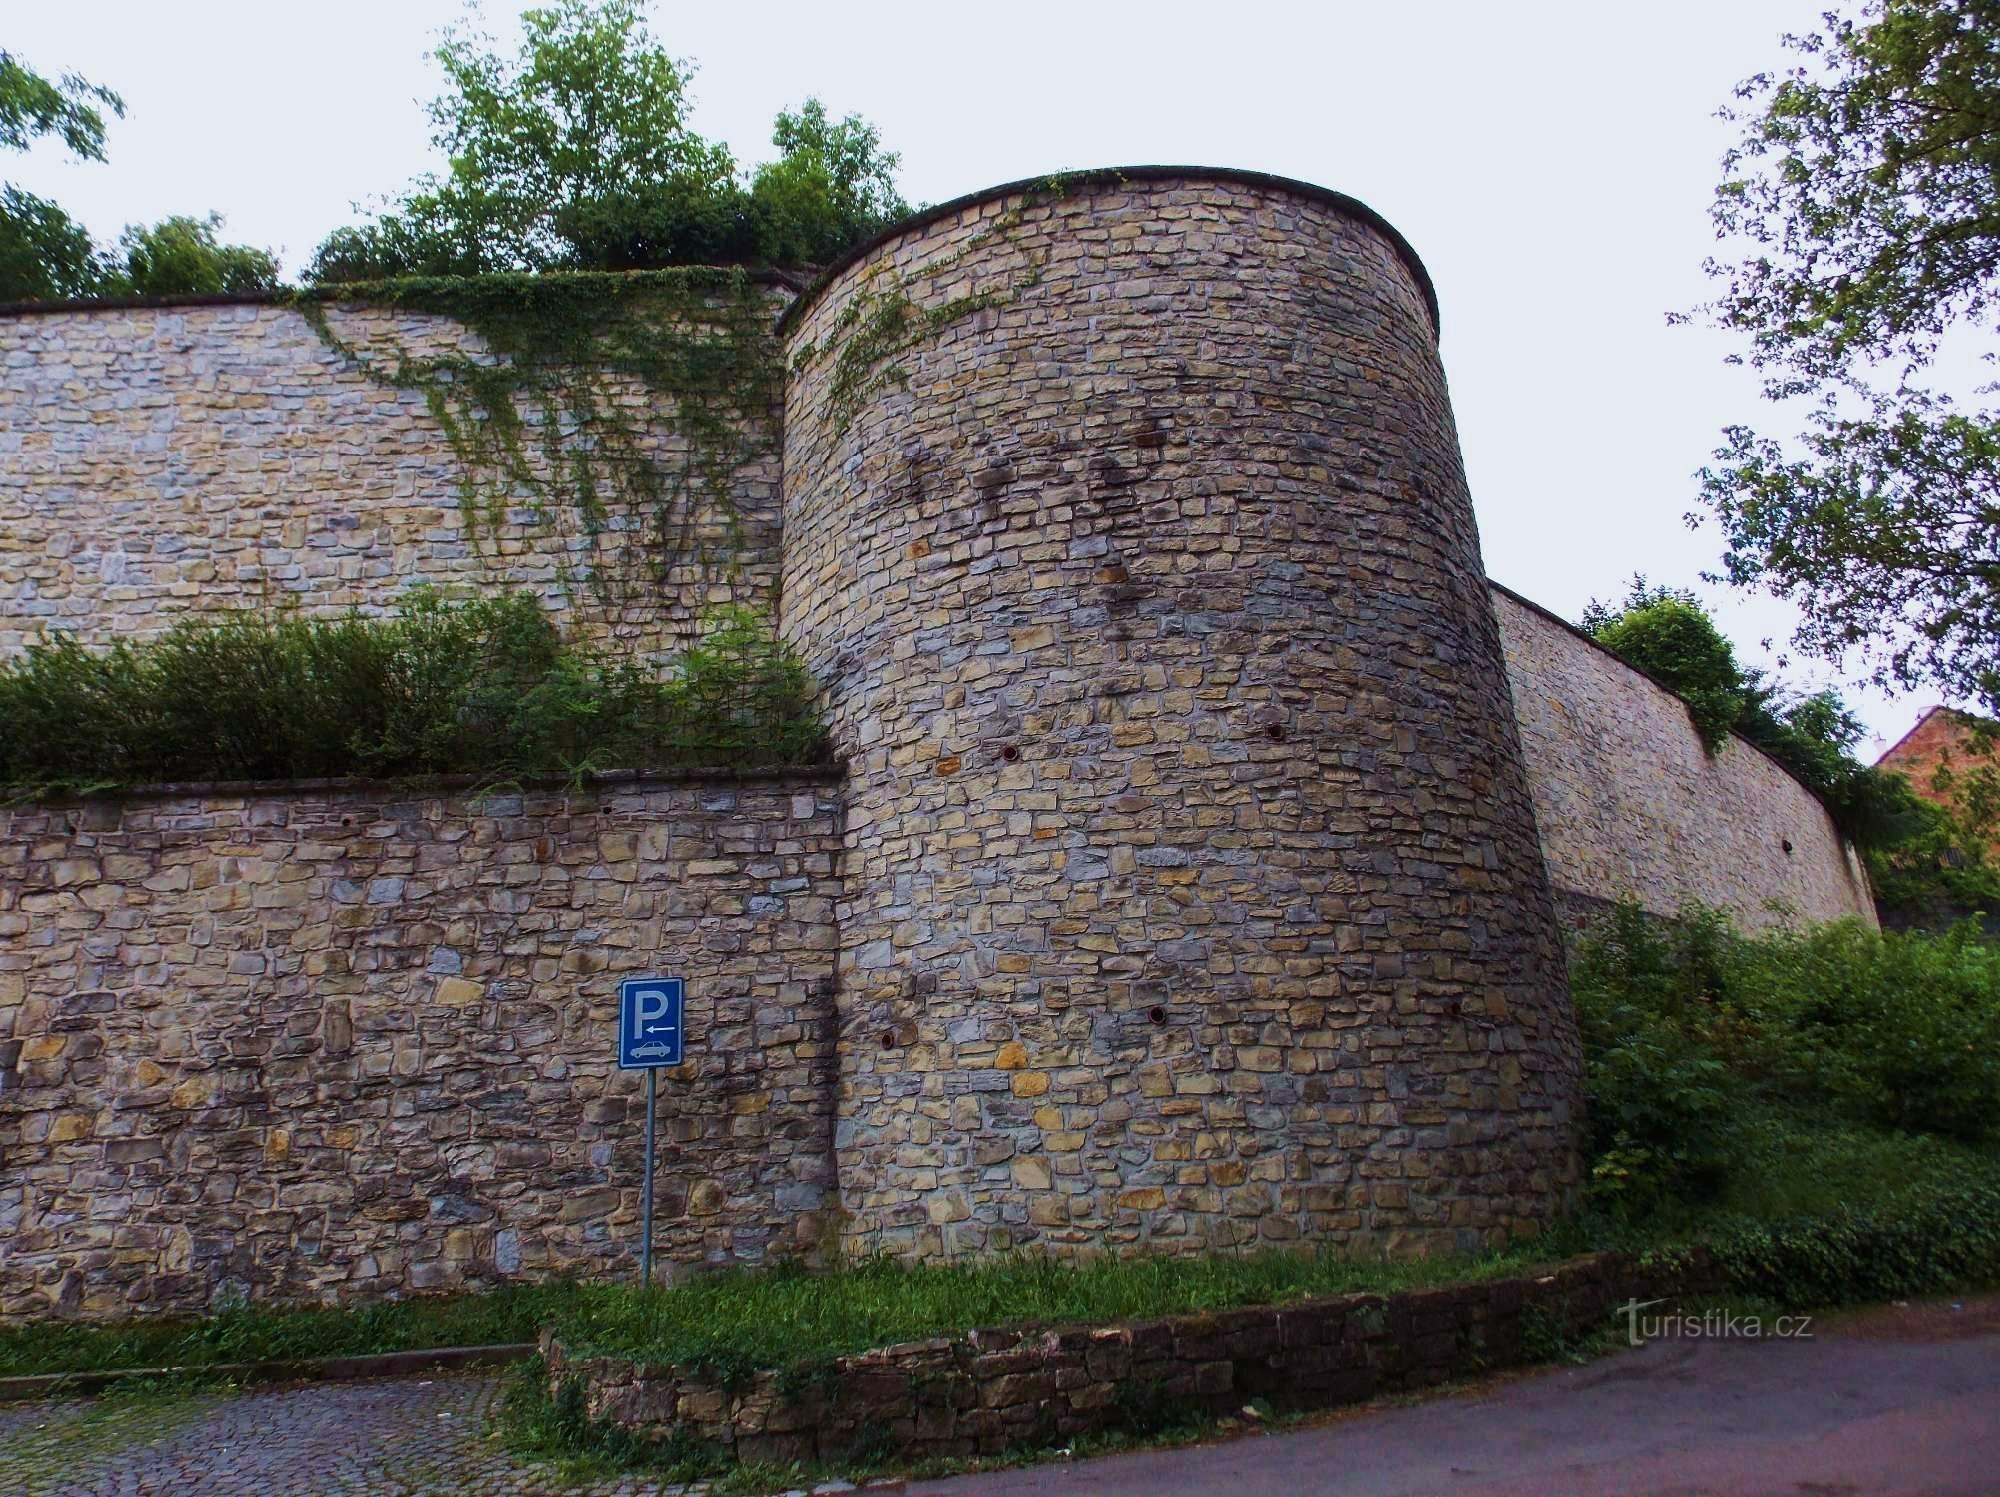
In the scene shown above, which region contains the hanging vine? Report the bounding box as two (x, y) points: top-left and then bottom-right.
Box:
(791, 200), (1049, 437)
(294, 268), (785, 612)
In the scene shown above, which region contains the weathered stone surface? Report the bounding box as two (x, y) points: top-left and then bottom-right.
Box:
(780, 173), (1582, 1261)
(0, 170), (1877, 1317)
(1492, 588), (1876, 931)
(0, 772), (843, 1320)
(0, 294), (785, 661)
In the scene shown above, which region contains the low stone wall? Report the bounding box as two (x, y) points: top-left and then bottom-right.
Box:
(0, 771), (843, 1321)
(550, 1252), (1705, 1466)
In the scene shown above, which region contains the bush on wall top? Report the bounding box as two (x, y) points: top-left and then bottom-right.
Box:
(0, 591), (828, 795)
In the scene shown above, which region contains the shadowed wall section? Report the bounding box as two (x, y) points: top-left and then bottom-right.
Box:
(1491, 585), (1875, 930)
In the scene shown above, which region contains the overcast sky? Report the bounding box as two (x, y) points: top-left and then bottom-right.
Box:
(6, 0), (1957, 753)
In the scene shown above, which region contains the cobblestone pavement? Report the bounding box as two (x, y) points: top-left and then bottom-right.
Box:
(0, 1374), (700, 1497)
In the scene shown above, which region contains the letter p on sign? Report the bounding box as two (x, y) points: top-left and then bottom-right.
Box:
(618, 977), (685, 1068)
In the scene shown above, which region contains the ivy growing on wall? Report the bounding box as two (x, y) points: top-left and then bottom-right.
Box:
(790, 201), (1046, 437)
(295, 268), (784, 610)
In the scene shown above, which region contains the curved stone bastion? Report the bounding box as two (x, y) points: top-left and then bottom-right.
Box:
(778, 169), (1583, 1260)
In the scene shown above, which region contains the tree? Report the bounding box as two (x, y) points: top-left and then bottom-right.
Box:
(307, 2), (911, 281)
(312, 0), (734, 279)
(0, 185), (111, 300)
(119, 214), (279, 296)
(0, 50), (120, 159)
(1584, 578), (1748, 753)
(0, 50), (120, 301)
(749, 100), (910, 266)
(1694, 0), (2000, 716)
(0, 50), (276, 301)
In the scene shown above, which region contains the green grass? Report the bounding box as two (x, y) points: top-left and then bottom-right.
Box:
(536, 1242), (1566, 1385)
(0, 1280), (584, 1380)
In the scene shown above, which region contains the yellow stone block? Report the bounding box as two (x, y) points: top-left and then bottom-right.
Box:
(994, 1041), (1028, 1070)
(169, 1077), (212, 1109)
(1011, 1071), (1050, 1097)
(435, 977), (484, 1006)
(1012, 1155), (1052, 1189)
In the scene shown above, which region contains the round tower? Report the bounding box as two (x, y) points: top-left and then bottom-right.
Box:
(778, 168), (1581, 1261)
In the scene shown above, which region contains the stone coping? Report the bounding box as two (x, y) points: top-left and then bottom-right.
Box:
(0, 266), (808, 320)
(545, 1251), (1712, 1467)
(774, 164), (1442, 339)
(6, 762), (846, 807)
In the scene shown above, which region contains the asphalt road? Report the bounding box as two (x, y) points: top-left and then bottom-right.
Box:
(909, 1299), (2000, 1497)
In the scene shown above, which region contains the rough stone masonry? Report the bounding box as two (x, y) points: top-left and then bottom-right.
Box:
(0, 169), (1874, 1319)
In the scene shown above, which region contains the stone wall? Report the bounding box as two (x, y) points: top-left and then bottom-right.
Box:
(1491, 586), (1875, 931)
(1, 167), (1891, 1319)
(0, 772), (843, 1321)
(780, 172), (1581, 1264)
(0, 287), (786, 661)
(551, 1250), (1706, 1466)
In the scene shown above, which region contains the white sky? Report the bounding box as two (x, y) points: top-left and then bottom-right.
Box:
(5, 0), (1967, 753)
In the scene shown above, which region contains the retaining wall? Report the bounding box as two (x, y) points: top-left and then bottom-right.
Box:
(1492, 587), (1875, 931)
(0, 772), (843, 1320)
(0, 287), (786, 661)
(549, 1250), (1703, 1466)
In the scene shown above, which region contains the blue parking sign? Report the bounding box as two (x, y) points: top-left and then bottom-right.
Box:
(618, 977), (684, 1069)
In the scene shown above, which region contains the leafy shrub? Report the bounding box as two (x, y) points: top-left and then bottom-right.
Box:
(1727, 917), (2000, 1140)
(1569, 902), (2000, 1217)
(1700, 1179), (2000, 1308)
(1568, 904), (1749, 1214)
(0, 592), (826, 794)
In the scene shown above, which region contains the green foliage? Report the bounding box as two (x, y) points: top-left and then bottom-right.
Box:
(0, 49), (121, 160)
(1699, 1179), (2000, 1308)
(0, 48), (278, 303)
(1694, 0), (2000, 715)
(0, 49), (122, 302)
(118, 214), (278, 296)
(1569, 901), (2000, 1219)
(306, 0), (908, 280)
(1568, 904), (1752, 1211)
(1584, 582), (1744, 753)
(0, 183), (114, 301)
(1728, 916), (2000, 1138)
(0, 592), (826, 795)
(1869, 716), (2000, 922)
(748, 100), (910, 267)
(296, 268), (781, 607)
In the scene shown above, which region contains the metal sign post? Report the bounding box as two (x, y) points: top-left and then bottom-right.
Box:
(617, 976), (685, 1289)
